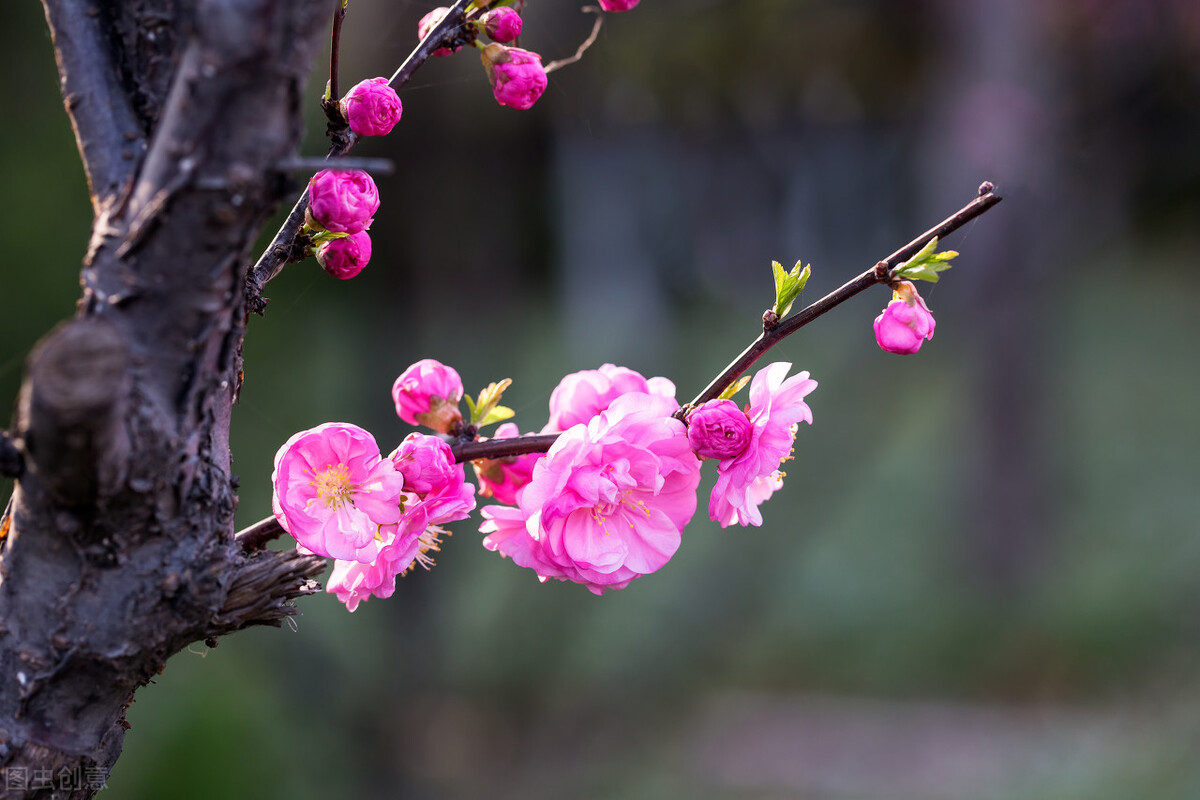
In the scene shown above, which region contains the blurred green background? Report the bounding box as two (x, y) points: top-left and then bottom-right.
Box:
(4, 0), (1200, 797)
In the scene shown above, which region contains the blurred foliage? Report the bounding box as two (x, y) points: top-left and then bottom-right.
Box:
(4, 0), (1200, 798)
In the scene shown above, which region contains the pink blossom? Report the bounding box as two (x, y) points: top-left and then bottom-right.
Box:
(340, 77), (403, 137)
(308, 169), (379, 234)
(325, 520), (420, 612)
(389, 432), (476, 529)
(599, 0), (640, 10)
(418, 7), (461, 57)
(481, 44), (548, 111)
(315, 231), (371, 279)
(874, 281), (936, 354)
(544, 363), (676, 433)
(687, 399), (752, 460)
(481, 392), (701, 594)
(483, 7), (523, 43)
(709, 362), (817, 528)
(392, 359), (464, 433)
(472, 422), (540, 505)
(327, 434), (476, 612)
(272, 422), (406, 562)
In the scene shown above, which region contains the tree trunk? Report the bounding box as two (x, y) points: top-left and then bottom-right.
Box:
(0, 0), (330, 794)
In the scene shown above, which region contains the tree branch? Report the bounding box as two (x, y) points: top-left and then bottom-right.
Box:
(679, 183), (1004, 414)
(40, 0), (146, 213)
(247, 0), (478, 295)
(235, 185), (1003, 553)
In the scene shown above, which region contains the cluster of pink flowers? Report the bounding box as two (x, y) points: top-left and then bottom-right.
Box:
(271, 356), (818, 606)
(688, 363), (817, 527)
(306, 168), (380, 280)
(272, 422), (475, 612)
(418, 6), (547, 111)
(481, 390), (700, 595)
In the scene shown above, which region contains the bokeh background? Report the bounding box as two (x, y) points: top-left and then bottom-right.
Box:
(4, 0), (1200, 797)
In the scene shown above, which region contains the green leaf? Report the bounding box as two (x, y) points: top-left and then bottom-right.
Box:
(894, 237), (959, 283)
(479, 405), (515, 427)
(718, 375), (751, 401)
(772, 259), (812, 318)
(468, 378), (513, 428)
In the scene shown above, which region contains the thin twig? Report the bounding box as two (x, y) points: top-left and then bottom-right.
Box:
(235, 515), (287, 552)
(329, 0), (347, 103)
(248, 0), (476, 294)
(388, 0), (475, 86)
(678, 183), (1004, 415)
(276, 156), (395, 174)
(544, 6), (604, 74)
(451, 433), (559, 462)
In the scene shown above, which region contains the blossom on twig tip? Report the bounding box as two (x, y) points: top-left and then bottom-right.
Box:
(874, 280), (936, 354)
(481, 44), (548, 111)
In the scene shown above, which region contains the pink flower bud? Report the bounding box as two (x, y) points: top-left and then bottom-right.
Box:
(483, 7), (523, 43)
(340, 77), (403, 137)
(873, 281), (936, 354)
(308, 169), (380, 234)
(687, 399), (752, 460)
(418, 7), (461, 57)
(480, 44), (547, 111)
(315, 231), (372, 280)
(599, 0), (640, 11)
(392, 359), (464, 432)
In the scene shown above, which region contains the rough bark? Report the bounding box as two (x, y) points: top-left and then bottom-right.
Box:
(0, 0), (330, 795)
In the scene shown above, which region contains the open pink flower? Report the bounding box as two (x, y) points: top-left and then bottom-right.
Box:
(392, 359), (464, 433)
(544, 363), (676, 433)
(481, 44), (548, 110)
(709, 363), (817, 528)
(308, 169), (380, 234)
(327, 434), (476, 612)
(599, 0), (640, 10)
(418, 7), (461, 57)
(482, 392), (700, 594)
(483, 7), (522, 43)
(315, 231), (371, 279)
(272, 422), (406, 562)
(340, 77), (403, 137)
(874, 281), (936, 354)
(326, 518), (421, 612)
(472, 422), (540, 505)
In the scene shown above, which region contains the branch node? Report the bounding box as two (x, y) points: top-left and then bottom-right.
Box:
(17, 318), (131, 507)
